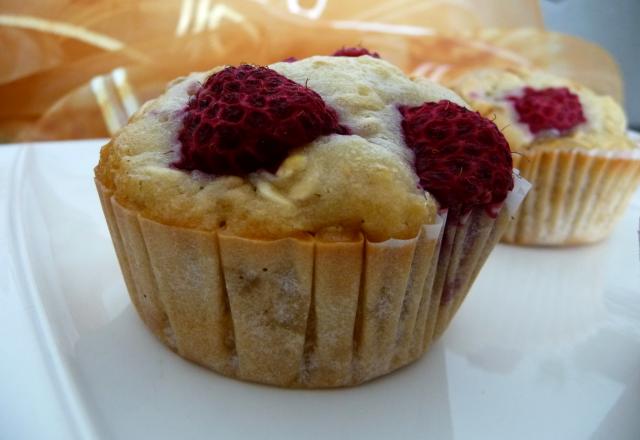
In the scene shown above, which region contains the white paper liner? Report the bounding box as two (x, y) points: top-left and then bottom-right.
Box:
(96, 173), (528, 387)
(504, 148), (640, 245)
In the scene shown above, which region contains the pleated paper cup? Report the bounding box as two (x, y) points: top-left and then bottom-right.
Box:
(96, 174), (529, 388)
(503, 148), (640, 246)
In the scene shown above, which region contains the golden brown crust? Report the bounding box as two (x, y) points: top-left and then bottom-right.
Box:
(95, 141), (116, 190)
(94, 56), (465, 241)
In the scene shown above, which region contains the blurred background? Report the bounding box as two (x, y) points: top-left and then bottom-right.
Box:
(0, 0), (637, 142)
(541, 0), (639, 128)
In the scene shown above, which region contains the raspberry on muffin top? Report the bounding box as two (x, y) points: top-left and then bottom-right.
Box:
(176, 65), (349, 175)
(97, 55), (514, 241)
(507, 86), (586, 136)
(400, 101), (513, 210)
(450, 67), (634, 152)
(332, 46), (381, 58)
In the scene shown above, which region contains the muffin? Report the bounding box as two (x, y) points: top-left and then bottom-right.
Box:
(451, 67), (640, 245)
(95, 54), (528, 387)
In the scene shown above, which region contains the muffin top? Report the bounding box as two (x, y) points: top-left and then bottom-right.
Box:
(450, 67), (635, 153)
(96, 55), (513, 241)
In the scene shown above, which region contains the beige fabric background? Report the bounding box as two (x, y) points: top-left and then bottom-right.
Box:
(0, 0), (621, 142)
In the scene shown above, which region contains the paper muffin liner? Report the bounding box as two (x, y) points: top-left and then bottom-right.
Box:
(503, 148), (640, 245)
(96, 174), (528, 388)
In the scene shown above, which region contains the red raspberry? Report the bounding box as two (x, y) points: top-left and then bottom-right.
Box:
(175, 65), (348, 175)
(332, 47), (380, 58)
(507, 87), (586, 135)
(399, 100), (513, 211)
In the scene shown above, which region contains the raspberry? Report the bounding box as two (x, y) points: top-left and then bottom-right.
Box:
(507, 86), (586, 135)
(332, 47), (380, 58)
(399, 100), (513, 211)
(175, 65), (348, 175)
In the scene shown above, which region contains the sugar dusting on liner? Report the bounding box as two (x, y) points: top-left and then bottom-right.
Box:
(95, 173), (528, 388)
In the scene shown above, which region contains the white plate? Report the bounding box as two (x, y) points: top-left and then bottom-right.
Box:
(5, 140), (640, 439)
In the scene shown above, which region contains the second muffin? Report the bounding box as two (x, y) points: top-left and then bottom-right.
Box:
(452, 67), (640, 246)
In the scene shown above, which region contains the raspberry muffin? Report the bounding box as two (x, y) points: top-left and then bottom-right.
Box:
(452, 67), (640, 245)
(95, 54), (528, 387)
